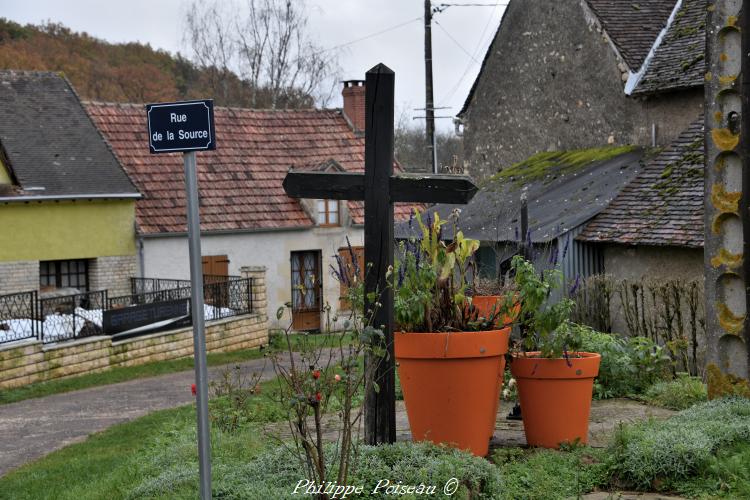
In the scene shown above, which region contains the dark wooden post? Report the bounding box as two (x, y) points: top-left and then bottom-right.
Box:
(363, 64), (396, 445)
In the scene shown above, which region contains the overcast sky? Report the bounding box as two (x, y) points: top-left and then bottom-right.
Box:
(0, 0), (506, 131)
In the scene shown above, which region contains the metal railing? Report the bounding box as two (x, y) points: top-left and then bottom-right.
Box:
(1, 276), (253, 345)
(38, 290), (108, 343)
(0, 290), (38, 344)
(130, 275), (241, 295)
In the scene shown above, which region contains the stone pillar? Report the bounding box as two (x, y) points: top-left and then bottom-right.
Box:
(704, 0), (750, 396)
(240, 266), (267, 321)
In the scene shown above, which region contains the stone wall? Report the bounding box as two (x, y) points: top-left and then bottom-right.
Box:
(0, 313), (268, 389)
(460, 0), (703, 181)
(0, 260), (39, 296)
(89, 254), (137, 297)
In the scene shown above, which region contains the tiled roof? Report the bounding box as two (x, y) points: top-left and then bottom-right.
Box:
(0, 71), (139, 198)
(86, 102), (411, 234)
(633, 0), (705, 95)
(584, 0), (676, 70)
(577, 117), (703, 247)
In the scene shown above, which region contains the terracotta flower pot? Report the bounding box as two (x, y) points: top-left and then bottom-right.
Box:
(469, 295), (520, 326)
(510, 352), (601, 448)
(395, 327), (510, 456)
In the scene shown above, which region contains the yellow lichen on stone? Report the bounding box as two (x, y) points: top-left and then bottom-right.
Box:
(711, 127), (740, 151)
(711, 184), (741, 213)
(711, 248), (743, 269)
(707, 4), (715, 11)
(719, 75), (737, 85)
(718, 302), (744, 335)
(706, 71), (713, 81)
(720, 53), (729, 62)
(714, 111), (723, 123)
(707, 363), (750, 399)
(727, 15), (738, 26)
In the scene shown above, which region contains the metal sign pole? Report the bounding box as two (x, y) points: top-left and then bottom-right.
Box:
(183, 150), (212, 499)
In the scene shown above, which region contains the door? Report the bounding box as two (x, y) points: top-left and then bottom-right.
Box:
(202, 255), (229, 308)
(290, 250), (322, 331)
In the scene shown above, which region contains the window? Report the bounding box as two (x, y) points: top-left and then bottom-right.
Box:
(316, 199), (339, 226)
(40, 260), (89, 291)
(337, 245), (364, 310)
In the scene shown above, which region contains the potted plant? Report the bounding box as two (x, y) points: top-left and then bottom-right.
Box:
(504, 255), (600, 448)
(467, 275), (520, 327)
(393, 209), (513, 457)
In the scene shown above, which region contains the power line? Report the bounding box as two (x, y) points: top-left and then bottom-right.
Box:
(436, 2), (509, 7)
(433, 19), (480, 64)
(316, 16), (422, 54)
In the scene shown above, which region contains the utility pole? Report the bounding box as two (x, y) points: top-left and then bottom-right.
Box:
(424, 0), (437, 174)
(704, 0), (750, 395)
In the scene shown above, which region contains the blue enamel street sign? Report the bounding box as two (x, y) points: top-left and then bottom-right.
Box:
(146, 99), (216, 153)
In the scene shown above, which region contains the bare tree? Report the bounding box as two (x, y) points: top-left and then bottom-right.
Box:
(184, 0), (339, 109)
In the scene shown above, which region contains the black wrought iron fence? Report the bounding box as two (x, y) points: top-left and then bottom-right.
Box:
(130, 275), (241, 295)
(109, 286), (192, 309)
(38, 290), (108, 343)
(203, 278), (253, 321)
(0, 290), (38, 344)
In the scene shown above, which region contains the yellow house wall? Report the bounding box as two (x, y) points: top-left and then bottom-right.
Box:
(0, 200), (136, 261)
(0, 157), (12, 184)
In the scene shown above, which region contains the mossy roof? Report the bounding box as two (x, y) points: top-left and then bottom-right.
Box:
(395, 145), (644, 244)
(578, 116), (704, 247)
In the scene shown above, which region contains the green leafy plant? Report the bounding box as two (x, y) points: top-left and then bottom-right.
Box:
(393, 209), (509, 332)
(643, 373), (707, 410)
(208, 364), (264, 433)
(508, 255), (580, 358)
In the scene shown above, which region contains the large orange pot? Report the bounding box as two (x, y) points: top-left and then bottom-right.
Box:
(395, 328), (510, 456)
(469, 295), (520, 326)
(510, 352), (601, 448)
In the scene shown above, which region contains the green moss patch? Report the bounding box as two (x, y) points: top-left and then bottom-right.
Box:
(486, 145), (636, 188)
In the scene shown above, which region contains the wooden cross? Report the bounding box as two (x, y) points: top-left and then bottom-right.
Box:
(283, 63), (477, 444)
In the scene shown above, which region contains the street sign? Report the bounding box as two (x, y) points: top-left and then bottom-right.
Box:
(146, 99), (216, 153)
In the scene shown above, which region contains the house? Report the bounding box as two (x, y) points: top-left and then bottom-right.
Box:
(0, 70), (140, 298)
(86, 81), (411, 330)
(395, 146), (646, 291)
(457, 0), (704, 181)
(577, 117), (704, 282)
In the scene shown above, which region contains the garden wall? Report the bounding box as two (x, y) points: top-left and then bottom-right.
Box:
(0, 312), (268, 389)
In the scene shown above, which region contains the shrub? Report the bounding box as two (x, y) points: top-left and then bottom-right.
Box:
(608, 398), (750, 490)
(576, 325), (671, 398)
(132, 440), (503, 499)
(643, 374), (707, 410)
(494, 447), (609, 500)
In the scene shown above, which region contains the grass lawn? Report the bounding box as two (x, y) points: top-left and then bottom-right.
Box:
(0, 331), (353, 406)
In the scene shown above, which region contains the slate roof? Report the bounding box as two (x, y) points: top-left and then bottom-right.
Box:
(577, 117), (703, 247)
(86, 102), (411, 235)
(0, 71), (139, 199)
(395, 146), (645, 244)
(633, 0), (705, 95)
(584, 0), (676, 70)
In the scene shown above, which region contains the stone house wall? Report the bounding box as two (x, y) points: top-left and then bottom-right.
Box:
(0, 261), (39, 296)
(460, 0), (703, 181)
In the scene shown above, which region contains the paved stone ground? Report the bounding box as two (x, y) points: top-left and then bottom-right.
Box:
(266, 398), (674, 448)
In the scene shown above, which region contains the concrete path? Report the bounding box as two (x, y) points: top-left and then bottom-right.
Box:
(0, 350), (314, 477)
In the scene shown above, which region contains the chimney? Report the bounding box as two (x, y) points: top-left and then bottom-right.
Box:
(342, 80), (365, 133)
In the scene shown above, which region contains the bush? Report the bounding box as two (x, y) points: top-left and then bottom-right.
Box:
(493, 446), (609, 499)
(608, 397), (750, 490)
(576, 325), (672, 398)
(130, 436), (502, 499)
(643, 374), (707, 410)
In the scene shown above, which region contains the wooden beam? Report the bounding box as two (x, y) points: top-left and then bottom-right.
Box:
(390, 174), (477, 203)
(363, 63), (397, 445)
(282, 171), (478, 204)
(282, 171), (364, 200)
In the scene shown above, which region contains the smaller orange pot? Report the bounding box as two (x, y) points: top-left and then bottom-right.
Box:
(510, 352), (601, 448)
(396, 328), (510, 456)
(469, 295), (520, 326)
